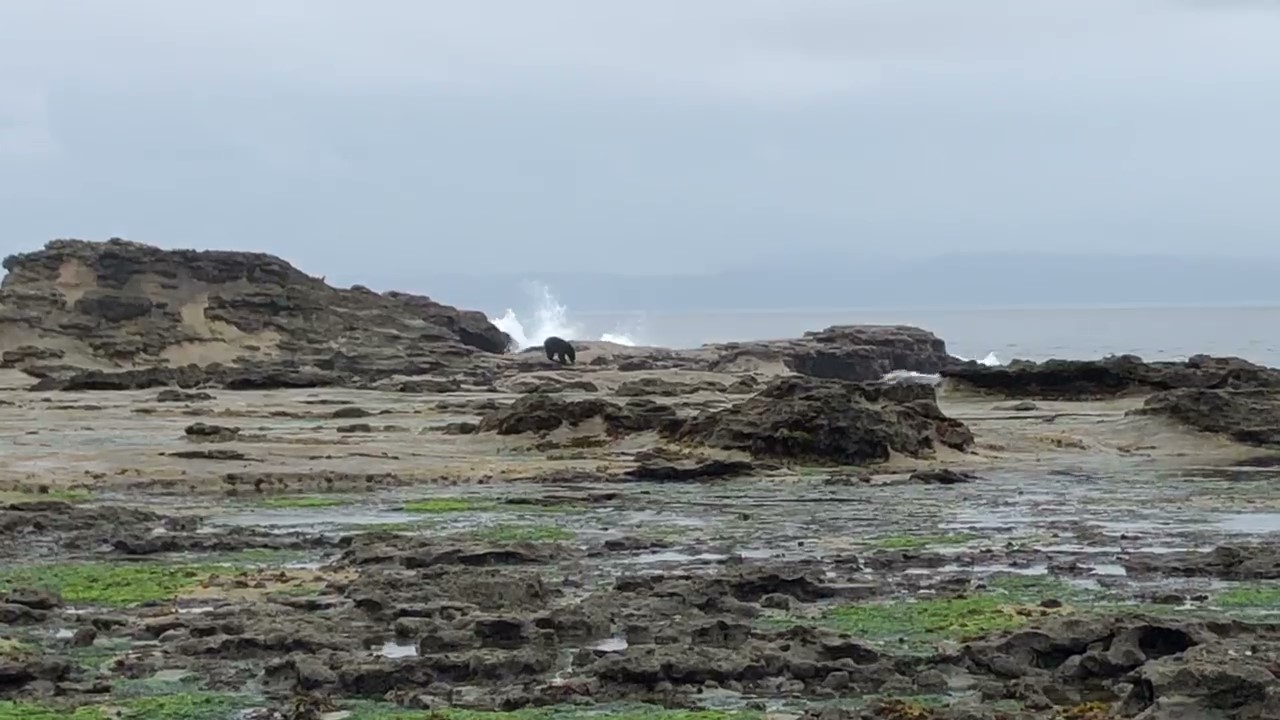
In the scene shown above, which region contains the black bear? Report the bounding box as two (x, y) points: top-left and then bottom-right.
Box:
(543, 336), (576, 365)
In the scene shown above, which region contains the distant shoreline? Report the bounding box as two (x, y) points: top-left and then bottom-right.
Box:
(573, 302), (1280, 317)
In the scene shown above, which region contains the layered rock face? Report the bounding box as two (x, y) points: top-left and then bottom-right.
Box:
(0, 238), (511, 383)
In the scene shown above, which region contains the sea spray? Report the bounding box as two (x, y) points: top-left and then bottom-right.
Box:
(881, 350), (1004, 384)
(490, 281), (639, 350)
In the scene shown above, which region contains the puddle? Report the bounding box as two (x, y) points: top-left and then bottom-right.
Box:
(623, 551), (729, 564)
(1036, 544), (1209, 554)
(176, 605), (216, 615)
(591, 637), (628, 652)
(380, 640), (419, 658)
(1216, 513), (1280, 534)
(941, 563), (1050, 576)
(208, 510), (414, 529)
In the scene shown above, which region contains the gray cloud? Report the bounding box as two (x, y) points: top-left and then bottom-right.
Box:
(2, 0), (1279, 283)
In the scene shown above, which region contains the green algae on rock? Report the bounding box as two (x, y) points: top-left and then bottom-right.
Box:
(401, 498), (497, 514)
(0, 563), (216, 606)
(0, 693), (248, 720)
(1215, 583), (1280, 609)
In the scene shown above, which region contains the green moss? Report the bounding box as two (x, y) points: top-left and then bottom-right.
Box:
(401, 498), (496, 514)
(468, 524), (574, 543)
(0, 490), (91, 504)
(1215, 584), (1280, 609)
(119, 692), (245, 720)
(0, 693), (247, 720)
(0, 563), (215, 606)
(819, 574), (1121, 649)
(0, 702), (105, 720)
(345, 521), (431, 533)
(0, 638), (31, 657)
(826, 594), (1026, 647)
(875, 533), (978, 550)
(258, 496), (346, 509)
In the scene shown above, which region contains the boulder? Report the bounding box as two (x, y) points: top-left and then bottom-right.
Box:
(910, 469), (980, 485)
(1119, 641), (1280, 718)
(621, 457), (755, 482)
(943, 354), (1280, 400)
(0, 238), (511, 383)
(672, 376), (973, 465)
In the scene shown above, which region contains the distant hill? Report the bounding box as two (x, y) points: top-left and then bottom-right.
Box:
(373, 252), (1280, 314)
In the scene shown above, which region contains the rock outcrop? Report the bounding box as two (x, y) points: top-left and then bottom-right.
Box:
(0, 238), (511, 386)
(698, 325), (958, 381)
(540, 325), (960, 383)
(478, 394), (681, 437)
(942, 353), (1280, 400)
(672, 375), (974, 465)
(1135, 388), (1280, 447)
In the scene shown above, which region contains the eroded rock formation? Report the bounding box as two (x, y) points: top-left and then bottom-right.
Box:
(673, 375), (974, 465)
(0, 238), (511, 387)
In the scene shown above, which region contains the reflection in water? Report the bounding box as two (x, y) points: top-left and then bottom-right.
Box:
(380, 641), (419, 658)
(1216, 512), (1280, 534)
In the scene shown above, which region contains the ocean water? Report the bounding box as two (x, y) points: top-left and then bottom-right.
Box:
(491, 284), (1280, 367)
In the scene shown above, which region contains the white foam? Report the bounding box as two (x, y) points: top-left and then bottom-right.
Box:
(490, 281), (639, 350)
(881, 370), (943, 386)
(955, 351), (1004, 366)
(881, 350), (1004, 383)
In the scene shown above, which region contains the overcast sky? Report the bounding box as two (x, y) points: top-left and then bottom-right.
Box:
(2, 0), (1280, 282)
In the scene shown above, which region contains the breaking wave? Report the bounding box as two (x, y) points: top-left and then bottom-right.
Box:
(967, 351), (1004, 367)
(489, 282), (639, 351)
(880, 351), (1004, 385)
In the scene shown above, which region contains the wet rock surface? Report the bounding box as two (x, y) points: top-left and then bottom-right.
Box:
(3, 368), (1264, 718)
(8, 242), (1280, 718)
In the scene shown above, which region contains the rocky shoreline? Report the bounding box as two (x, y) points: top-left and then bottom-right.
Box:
(3, 239), (1280, 720)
